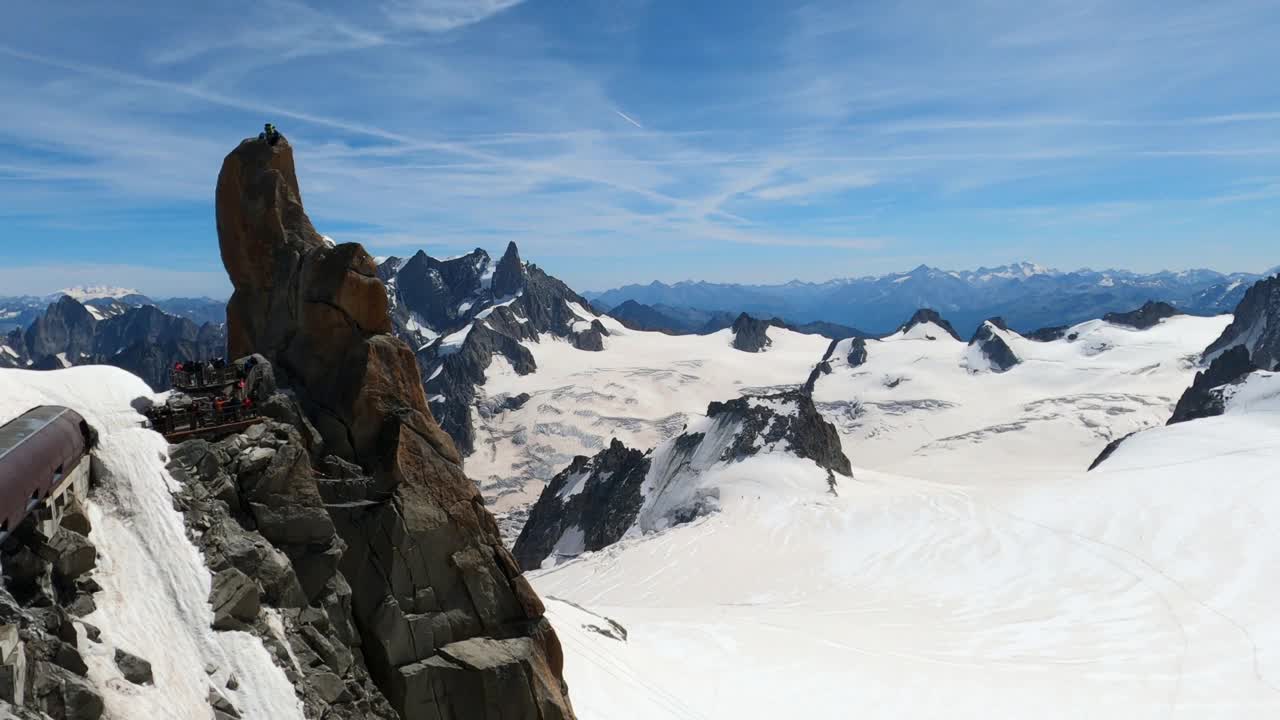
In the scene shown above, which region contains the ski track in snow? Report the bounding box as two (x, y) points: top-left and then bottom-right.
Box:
(0, 367), (303, 720)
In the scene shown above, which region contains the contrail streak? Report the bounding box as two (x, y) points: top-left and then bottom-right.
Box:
(614, 109), (644, 129)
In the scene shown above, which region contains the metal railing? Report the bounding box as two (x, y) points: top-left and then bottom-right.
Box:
(148, 402), (260, 436)
(170, 366), (242, 391)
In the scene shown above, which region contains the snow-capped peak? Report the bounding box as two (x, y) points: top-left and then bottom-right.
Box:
(55, 285), (141, 301)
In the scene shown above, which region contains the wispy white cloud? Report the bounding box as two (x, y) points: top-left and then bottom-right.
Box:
(381, 0), (526, 32)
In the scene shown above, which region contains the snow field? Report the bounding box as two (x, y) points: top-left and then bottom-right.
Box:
(535, 385), (1280, 718)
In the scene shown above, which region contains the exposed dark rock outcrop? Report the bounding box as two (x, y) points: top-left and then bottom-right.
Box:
(895, 309), (962, 341)
(570, 319), (608, 352)
(730, 313), (772, 352)
(23, 298), (96, 364)
(1167, 345), (1259, 425)
(1201, 275), (1280, 371)
(515, 390), (851, 570)
(968, 319), (1020, 372)
(605, 300), (868, 340)
(1088, 431), (1137, 471)
(112, 649), (153, 686)
(215, 135), (574, 719)
(512, 439), (652, 571)
(1102, 300), (1181, 329)
(393, 249), (491, 335)
(408, 247), (606, 455)
(0, 514), (105, 719)
(846, 337), (869, 367)
(803, 337), (869, 393)
(1025, 325), (1069, 342)
(490, 241), (526, 299)
(706, 390), (852, 476)
(169, 418), (397, 719)
(427, 320), (538, 455)
(802, 340), (840, 393)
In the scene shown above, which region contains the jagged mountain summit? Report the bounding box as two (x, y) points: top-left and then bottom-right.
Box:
(586, 262), (1266, 335)
(378, 240), (609, 456)
(0, 294), (225, 389)
(0, 292), (225, 331)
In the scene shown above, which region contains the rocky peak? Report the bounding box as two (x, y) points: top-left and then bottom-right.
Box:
(1168, 346), (1257, 424)
(394, 248), (491, 332)
(705, 390), (852, 476)
(491, 241), (526, 298)
(1025, 324), (1069, 342)
(730, 313), (772, 352)
(512, 439), (653, 571)
(514, 390), (852, 570)
(985, 316), (1011, 332)
(24, 296), (96, 362)
(91, 305), (192, 353)
(215, 134), (574, 718)
(416, 250), (605, 456)
(895, 308), (962, 341)
(968, 319), (1021, 373)
(1102, 300), (1181, 330)
(375, 256), (403, 283)
(1202, 275), (1280, 371)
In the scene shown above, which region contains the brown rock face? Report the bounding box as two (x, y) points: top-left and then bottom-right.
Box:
(216, 136), (575, 719)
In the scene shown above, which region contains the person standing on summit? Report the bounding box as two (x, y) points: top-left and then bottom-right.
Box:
(258, 123), (281, 145)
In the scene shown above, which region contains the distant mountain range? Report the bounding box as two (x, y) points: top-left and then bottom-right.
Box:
(0, 289), (225, 333)
(603, 299), (870, 339)
(0, 292), (226, 389)
(586, 262), (1274, 336)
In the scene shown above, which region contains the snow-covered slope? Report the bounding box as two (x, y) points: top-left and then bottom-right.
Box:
(465, 310), (831, 522)
(535, 369), (1280, 719)
(810, 313), (1231, 482)
(0, 367), (301, 719)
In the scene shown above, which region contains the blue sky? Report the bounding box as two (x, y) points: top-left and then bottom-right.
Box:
(1, 0), (1278, 298)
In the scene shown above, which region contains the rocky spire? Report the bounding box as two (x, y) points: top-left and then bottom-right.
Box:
(215, 134), (575, 719)
(730, 312), (772, 352)
(491, 241), (527, 298)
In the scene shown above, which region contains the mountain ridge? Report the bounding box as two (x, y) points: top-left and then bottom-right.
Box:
(586, 262), (1266, 335)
